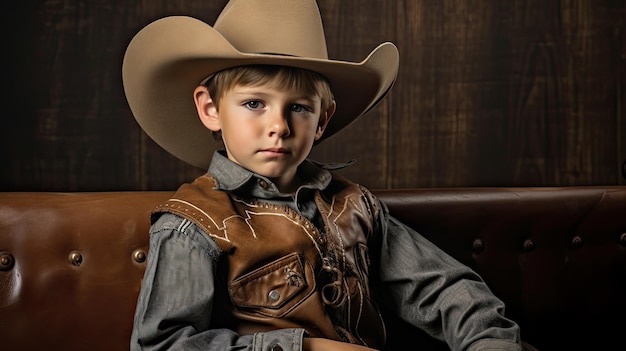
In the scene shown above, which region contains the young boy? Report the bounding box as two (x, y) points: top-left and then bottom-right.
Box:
(123, 1), (533, 350)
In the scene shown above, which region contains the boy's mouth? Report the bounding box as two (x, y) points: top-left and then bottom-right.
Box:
(259, 148), (290, 156)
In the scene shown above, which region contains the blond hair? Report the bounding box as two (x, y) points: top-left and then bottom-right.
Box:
(203, 65), (334, 112)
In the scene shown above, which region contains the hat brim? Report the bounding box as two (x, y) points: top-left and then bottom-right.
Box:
(123, 16), (398, 169)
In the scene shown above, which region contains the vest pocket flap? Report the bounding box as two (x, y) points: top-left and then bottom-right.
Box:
(230, 253), (309, 309)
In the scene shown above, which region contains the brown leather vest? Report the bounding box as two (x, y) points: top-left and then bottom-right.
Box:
(153, 174), (386, 348)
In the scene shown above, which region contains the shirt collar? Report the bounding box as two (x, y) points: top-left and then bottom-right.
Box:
(207, 150), (354, 198)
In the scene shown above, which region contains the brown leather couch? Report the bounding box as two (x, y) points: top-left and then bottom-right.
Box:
(1, 187), (625, 351)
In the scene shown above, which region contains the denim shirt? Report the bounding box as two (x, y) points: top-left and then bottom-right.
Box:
(130, 151), (523, 351)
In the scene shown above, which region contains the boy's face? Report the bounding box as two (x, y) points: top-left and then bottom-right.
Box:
(195, 83), (334, 192)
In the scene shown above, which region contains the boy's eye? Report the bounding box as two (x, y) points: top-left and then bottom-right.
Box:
(290, 104), (311, 113)
(244, 100), (264, 109)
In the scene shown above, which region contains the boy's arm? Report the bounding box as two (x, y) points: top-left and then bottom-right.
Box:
(303, 338), (378, 351)
(373, 200), (524, 351)
(130, 213), (306, 351)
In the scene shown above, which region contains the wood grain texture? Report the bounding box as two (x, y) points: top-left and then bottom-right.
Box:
(2, 0), (624, 191)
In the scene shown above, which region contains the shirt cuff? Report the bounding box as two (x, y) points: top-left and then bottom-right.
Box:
(467, 338), (523, 351)
(252, 328), (306, 351)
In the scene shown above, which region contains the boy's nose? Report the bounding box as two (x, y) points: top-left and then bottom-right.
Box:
(267, 111), (290, 138)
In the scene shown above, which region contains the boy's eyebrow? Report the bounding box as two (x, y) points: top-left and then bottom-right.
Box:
(232, 88), (320, 102)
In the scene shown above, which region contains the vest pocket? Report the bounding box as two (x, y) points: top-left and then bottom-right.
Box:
(229, 252), (315, 317)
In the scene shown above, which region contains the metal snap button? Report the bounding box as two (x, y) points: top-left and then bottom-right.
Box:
(268, 290), (280, 301)
(270, 344), (284, 351)
(258, 179), (269, 189)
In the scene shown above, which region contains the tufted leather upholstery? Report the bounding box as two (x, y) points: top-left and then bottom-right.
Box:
(1, 187), (624, 351)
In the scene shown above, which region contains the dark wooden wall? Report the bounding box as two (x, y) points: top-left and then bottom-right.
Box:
(3, 0), (625, 191)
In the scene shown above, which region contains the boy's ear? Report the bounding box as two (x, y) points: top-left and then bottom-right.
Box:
(194, 85), (221, 132)
(315, 100), (336, 140)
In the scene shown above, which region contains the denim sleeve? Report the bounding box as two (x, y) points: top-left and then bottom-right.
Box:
(374, 200), (523, 351)
(130, 213), (306, 351)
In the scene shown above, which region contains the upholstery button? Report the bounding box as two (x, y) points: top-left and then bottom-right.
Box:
(133, 249), (147, 263)
(471, 239), (484, 254)
(570, 235), (584, 249)
(524, 239), (535, 252)
(523, 239), (535, 252)
(0, 251), (15, 271)
(68, 251), (83, 266)
(270, 344), (283, 351)
(268, 290), (280, 301)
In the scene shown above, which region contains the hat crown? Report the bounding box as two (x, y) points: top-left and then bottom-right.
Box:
(214, 0), (328, 59)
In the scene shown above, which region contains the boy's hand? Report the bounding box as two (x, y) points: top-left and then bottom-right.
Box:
(302, 337), (379, 351)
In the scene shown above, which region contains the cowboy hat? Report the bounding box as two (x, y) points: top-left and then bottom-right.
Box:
(122, 0), (399, 169)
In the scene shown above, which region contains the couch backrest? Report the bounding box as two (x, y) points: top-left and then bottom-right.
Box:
(375, 187), (626, 350)
(1, 187), (625, 351)
(0, 192), (168, 351)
